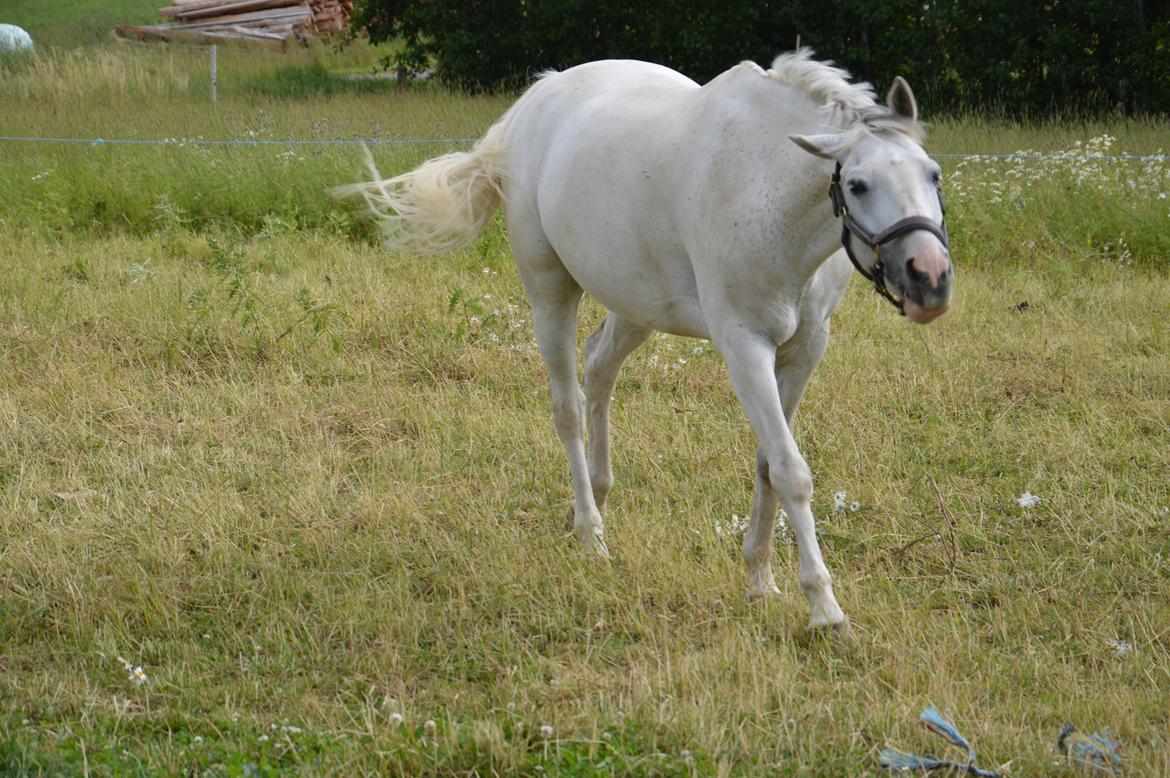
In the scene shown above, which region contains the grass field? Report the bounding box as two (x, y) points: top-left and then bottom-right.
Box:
(1, 32), (1169, 777)
(2, 0), (161, 48)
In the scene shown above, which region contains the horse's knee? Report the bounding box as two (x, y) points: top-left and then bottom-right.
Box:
(768, 458), (813, 504)
(550, 388), (584, 438)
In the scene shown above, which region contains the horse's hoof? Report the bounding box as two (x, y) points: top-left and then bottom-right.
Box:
(808, 616), (851, 641)
(745, 585), (782, 600)
(579, 530), (611, 560)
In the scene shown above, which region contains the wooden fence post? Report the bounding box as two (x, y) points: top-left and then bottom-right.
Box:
(210, 44), (218, 103)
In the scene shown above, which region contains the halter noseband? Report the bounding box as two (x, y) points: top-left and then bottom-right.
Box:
(828, 162), (949, 314)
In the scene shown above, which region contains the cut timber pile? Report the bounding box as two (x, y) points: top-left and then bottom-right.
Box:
(117, 0), (353, 46)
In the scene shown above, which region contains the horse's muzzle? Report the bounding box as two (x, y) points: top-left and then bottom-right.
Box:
(903, 296), (950, 323)
(899, 248), (953, 324)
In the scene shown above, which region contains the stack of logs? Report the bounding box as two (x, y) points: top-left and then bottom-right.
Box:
(118, 0), (353, 46)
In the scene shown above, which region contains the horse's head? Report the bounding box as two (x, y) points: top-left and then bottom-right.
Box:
(790, 78), (953, 324)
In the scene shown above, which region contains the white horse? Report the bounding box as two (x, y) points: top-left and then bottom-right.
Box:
(342, 50), (953, 633)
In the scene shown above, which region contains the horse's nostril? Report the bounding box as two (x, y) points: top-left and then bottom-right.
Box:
(905, 257), (930, 285)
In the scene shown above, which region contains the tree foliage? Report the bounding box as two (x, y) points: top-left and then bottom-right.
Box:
(351, 0), (1170, 114)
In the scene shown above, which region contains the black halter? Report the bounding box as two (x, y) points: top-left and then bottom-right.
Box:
(828, 162), (949, 313)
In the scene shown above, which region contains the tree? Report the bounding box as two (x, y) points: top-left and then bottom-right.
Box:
(350, 0), (1170, 114)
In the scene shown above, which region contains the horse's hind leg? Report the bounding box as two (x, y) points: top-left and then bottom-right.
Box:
(583, 313), (652, 513)
(510, 231), (609, 557)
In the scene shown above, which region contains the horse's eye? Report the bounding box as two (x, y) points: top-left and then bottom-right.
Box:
(931, 170), (943, 187)
(847, 180), (868, 196)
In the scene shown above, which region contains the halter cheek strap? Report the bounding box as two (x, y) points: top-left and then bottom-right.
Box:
(828, 162), (949, 313)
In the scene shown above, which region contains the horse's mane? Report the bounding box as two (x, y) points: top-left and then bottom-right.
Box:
(764, 49), (923, 140)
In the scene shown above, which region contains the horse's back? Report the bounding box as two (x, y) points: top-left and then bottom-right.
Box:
(502, 60), (698, 186)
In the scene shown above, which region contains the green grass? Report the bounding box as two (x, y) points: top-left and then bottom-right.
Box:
(1, 0), (161, 48)
(1, 42), (1169, 776)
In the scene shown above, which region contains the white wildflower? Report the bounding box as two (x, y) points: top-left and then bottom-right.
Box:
(1106, 639), (1134, 657)
(718, 512), (790, 542)
(776, 509), (792, 545)
(539, 724), (554, 740)
(117, 655), (148, 686)
(1017, 491), (1042, 509)
(424, 719), (437, 736)
(849, 501), (860, 513)
(833, 491), (848, 512)
(258, 734), (268, 743)
(389, 712), (404, 726)
(192, 735), (203, 744)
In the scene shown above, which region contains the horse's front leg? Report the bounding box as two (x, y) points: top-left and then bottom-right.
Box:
(717, 325), (847, 633)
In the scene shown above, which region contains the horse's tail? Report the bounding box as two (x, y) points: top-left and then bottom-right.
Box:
(335, 114), (512, 255)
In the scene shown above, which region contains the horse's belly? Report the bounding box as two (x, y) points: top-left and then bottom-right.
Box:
(552, 223), (709, 338)
(588, 269), (709, 339)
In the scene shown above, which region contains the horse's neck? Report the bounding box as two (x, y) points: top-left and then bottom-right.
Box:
(680, 68), (845, 281)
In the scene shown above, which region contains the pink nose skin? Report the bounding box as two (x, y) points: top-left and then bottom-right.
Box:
(904, 297), (949, 324)
(909, 248), (950, 288)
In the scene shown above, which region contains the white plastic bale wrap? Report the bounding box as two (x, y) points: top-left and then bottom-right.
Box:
(0, 24), (34, 52)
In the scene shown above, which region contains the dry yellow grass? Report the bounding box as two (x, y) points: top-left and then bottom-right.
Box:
(0, 221), (1166, 774)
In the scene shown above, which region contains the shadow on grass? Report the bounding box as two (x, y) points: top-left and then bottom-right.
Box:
(238, 62), (412, 100)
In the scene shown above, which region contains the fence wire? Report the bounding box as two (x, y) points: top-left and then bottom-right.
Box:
(0, 135), (478, 146)
(1, 135), (1167, 160)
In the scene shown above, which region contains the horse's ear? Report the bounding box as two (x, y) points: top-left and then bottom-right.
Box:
(789, 133), (846, 160)
(887, 76), (918, 122)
